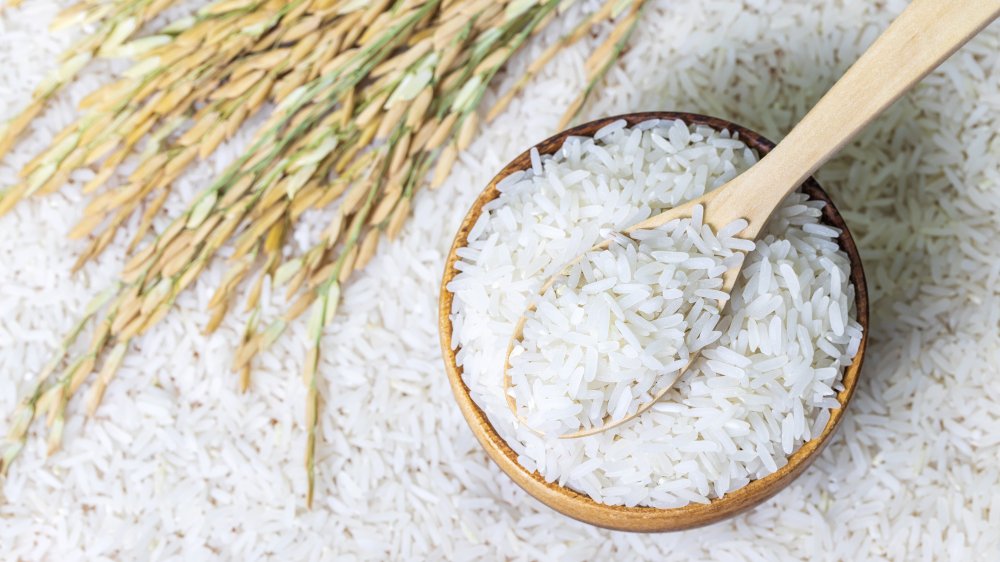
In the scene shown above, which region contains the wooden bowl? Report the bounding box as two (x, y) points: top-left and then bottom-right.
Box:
(438, 112), (869, 532)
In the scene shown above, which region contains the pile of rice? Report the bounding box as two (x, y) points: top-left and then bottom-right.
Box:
(2, 0), (998, 559)
(450, 119), (863, 507)
(507, 206), (749, 436)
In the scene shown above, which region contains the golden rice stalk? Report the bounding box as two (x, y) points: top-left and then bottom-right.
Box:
(1, 0), (24, 12)
(0, 0), (185, 162)
(557, 0), (643, 129)
(0, 0), (646, 507)
(486, 0), (623, 122)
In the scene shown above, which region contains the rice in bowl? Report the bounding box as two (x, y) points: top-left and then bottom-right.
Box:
(446, 117), (864, 509)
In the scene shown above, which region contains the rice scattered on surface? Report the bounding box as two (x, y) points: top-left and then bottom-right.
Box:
(1, 0), (998, 559)
(451, 120), (862, 507)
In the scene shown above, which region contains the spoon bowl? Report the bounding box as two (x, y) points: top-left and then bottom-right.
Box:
(439, 112), (869, 532)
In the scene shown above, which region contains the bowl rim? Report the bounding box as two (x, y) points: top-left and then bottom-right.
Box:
(438, 111), (869, 532)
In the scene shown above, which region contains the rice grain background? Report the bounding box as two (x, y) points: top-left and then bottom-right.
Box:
(1, 0), (998, 559)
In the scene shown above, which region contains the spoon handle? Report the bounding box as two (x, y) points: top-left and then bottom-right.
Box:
(735, 0), (1000, 221)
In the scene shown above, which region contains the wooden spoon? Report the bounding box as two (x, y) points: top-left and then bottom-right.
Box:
(503, 0), (1000, 438)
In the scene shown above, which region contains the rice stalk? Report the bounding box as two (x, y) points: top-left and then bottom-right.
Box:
(557, 0), (643, 129)
(0, 0), (182, 163)
(0, 0), (646, 505)
(3, 0), (24, 11)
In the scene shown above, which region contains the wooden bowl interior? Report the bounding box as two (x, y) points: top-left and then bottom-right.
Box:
(438, 112), (869, 532)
